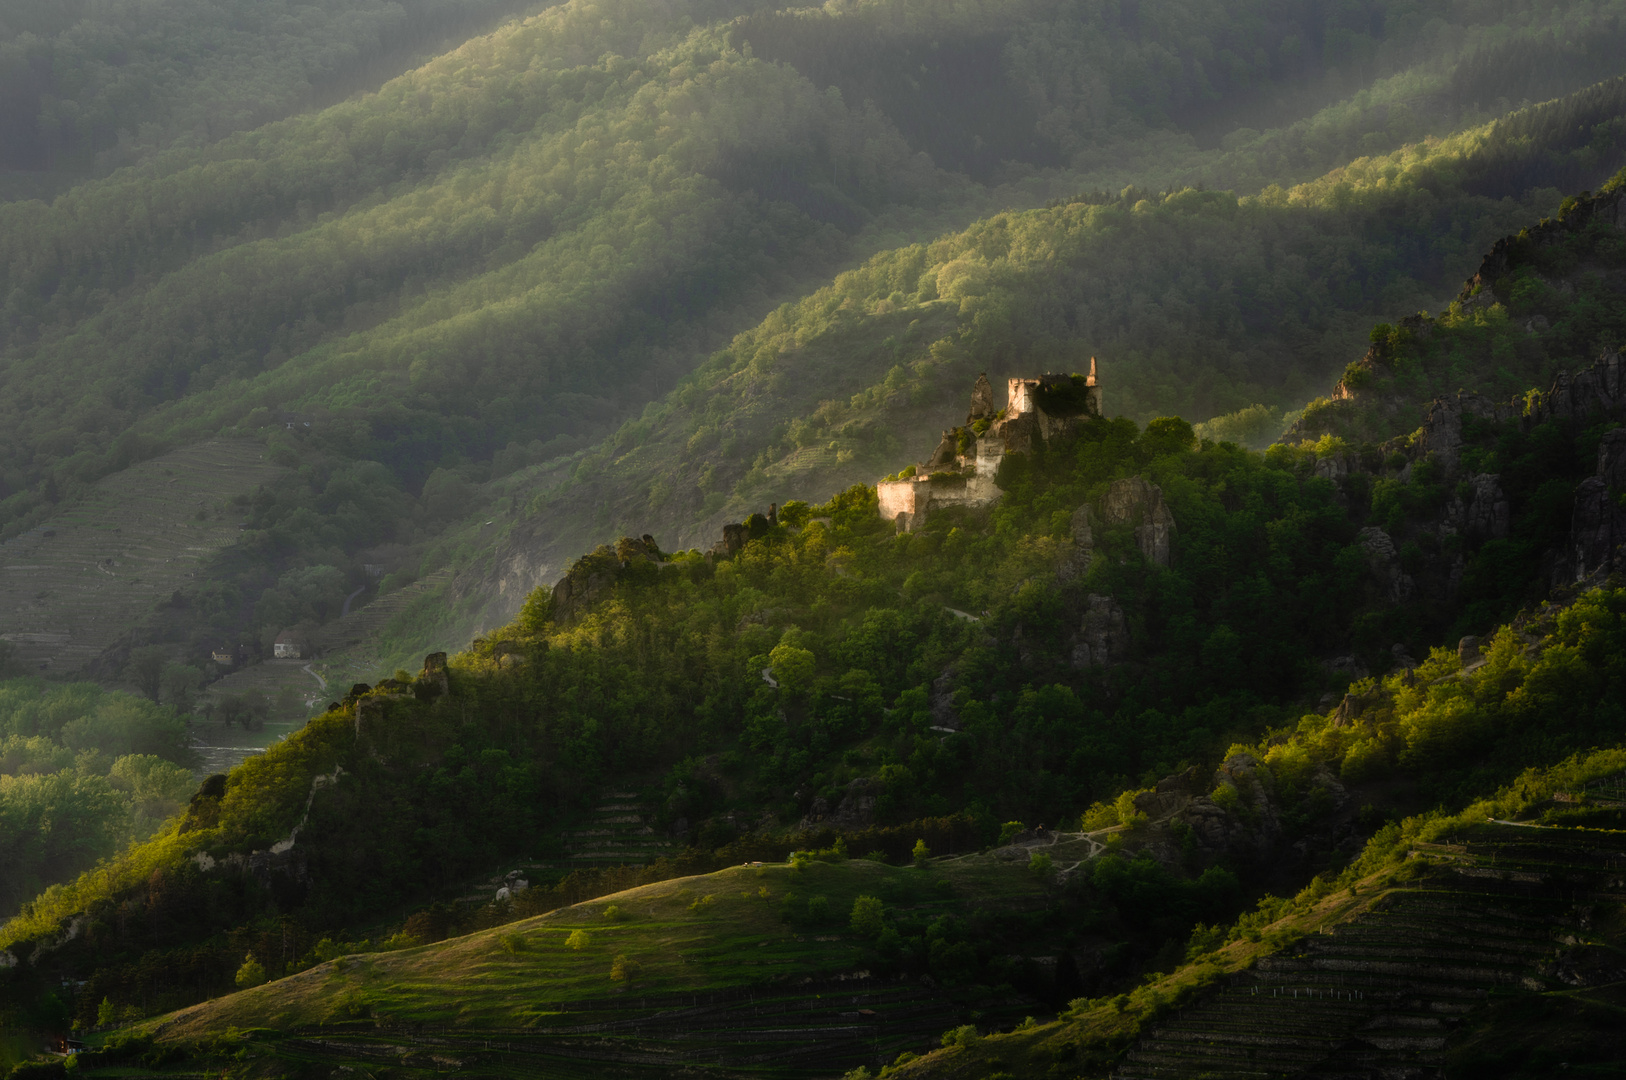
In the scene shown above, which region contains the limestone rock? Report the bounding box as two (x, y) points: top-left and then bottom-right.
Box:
(967, 373), (997, 423)
(1058, 504), (1094, 583)
(1072, 594), (1129, 668)
(1564, 476), (1626, 583)
(1355, 526), (1414, 602)
(926, 430), (958, 469)
(1526, 348), (1626, 428)
(1598, 427), (1626, 489)
(415, 651), (450, 699)
(1313, 454), (1355, 481)
(1457, 635), (1483, 668)
(1414, 396), (1463, 469)
(1102, 477), (1176, 567)
(1331, 688), (1382, 728)
(1130, 765), (1206, 820)
(711, 522), (747, 558)
(929, 667), (959, 729)
(799, 777), (883, 830)
(1451, 473), (1511, 542)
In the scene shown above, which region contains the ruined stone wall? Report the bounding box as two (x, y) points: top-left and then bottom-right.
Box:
(876, 479), (920, 523)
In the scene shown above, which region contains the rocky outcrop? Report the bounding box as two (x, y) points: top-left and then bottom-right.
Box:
(799, 777), (883, 830)
(1356, 526), (1414, 603)
(1058, 504), (1094, 582)
(925, 430), (959, 469)
(966, 373), (997, 423)
(1564, 476), (1626, 583)
(1450, 473), (1511, 542)
(1103, 478), (1176, 567)
(1598, 428), (1626, 488)
(1072, 594), (1129, 668)
(1530, 349), (1626, 428)
(1133, 753), (1353, 869)
(1413, 395), (1464, 469)
(414, 651), (450, 699)
(1554, 426), (1626, 585)
(554, 542), (641, 620)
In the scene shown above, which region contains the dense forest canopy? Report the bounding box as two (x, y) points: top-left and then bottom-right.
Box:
(0, 679), (197, 918)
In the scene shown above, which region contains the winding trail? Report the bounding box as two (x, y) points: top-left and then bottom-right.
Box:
(302, 663), (327, 692)
(340, 584), (366, 617)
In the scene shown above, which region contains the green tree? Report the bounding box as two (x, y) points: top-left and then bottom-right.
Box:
(912, 839), (931, 867)
(123, 646), (168, 702)
(849, 895), (885, 938)
(234, 954), (268, 989)
(768, 643), (816, 696)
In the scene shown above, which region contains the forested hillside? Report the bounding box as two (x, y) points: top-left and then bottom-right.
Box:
(0, 0), (548, 187)
(480, 80), (1626, 623)
(4, 0), (1626, 702)
(3, 159), (1623, 1053)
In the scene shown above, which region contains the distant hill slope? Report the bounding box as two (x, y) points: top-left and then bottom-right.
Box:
(5, 0), (1626, 690)
(0, 0), (550, 188)
(0, 440), (285, 676)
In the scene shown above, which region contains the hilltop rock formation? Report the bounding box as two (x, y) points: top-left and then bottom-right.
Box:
(550, 534), (666, 621)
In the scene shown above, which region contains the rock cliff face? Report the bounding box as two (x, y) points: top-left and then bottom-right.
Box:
(1057, 504), (1094, 583)
(1558, 425), (1626, 585)
(1450, 473), (1511, 542)
(1102, 477), (1175, 567)
(798, 777), (883, 830)
(1355, 527), (1414, 603)
(1071, 594), (1129, 668)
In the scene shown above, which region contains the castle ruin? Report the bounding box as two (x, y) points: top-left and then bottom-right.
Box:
(877, 362), (1101, 529)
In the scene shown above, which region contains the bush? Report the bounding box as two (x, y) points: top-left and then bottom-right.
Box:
(1027, 851), (1054, 882)
(566, 930), (590, 950)
(998, 820), (1025, 844)
(609, 954), (641, 984)
(602, 904), (627, 921)
(912, 839), (931, 866)
(939, 1024), (980, 1048)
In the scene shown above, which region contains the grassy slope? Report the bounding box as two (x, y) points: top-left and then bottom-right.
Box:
(136, 852), (1066, 1076)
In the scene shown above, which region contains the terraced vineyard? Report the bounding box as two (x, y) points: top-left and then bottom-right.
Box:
(457, 793), (679, 906)
(139, 857), (1052, 1077)
(0, 440), (285, 675)
(1114, 821), (1626, 1079)
(239, 977), (969, 1078)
